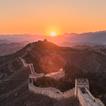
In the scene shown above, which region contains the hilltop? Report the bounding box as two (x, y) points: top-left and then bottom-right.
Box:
(0, 40), (106, 105)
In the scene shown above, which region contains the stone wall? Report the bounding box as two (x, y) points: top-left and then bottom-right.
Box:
(77, 86), (104, 106)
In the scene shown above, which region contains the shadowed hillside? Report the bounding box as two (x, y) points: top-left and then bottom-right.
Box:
(0, 40), (106, 105)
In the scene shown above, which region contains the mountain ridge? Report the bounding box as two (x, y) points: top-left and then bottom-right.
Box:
(0, 40), (106, 105)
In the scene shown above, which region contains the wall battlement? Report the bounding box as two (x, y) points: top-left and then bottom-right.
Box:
(75, 79), (104, 106)
(20, 57), (105, 106)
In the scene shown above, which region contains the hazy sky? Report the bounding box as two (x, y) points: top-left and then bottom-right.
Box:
(0, 0), (106, 34)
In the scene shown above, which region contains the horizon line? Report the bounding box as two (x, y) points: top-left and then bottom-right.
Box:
(0, 29), (106, 36)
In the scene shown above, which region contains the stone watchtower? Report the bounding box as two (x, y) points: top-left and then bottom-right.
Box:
(75, 79), (89, 97)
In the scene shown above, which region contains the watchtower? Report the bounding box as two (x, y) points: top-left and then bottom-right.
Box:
(75, 79), (89, 97)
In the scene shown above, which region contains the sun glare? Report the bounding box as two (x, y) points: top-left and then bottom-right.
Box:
(50, 32), (57, 37)
(45, 27), (61, 37)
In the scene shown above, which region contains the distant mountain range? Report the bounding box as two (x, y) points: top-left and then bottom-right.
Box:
(0, 41), (28, 56)
(59, 30), (106, 46)
(0, 30), (106, 56)
(0, 31), (106, 45)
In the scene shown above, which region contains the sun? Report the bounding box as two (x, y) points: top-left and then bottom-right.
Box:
(50, 31), (57, 37)
(45, 27), (61, 37)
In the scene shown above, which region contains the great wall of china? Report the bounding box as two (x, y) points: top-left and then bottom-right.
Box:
(20, 57), (105, 106)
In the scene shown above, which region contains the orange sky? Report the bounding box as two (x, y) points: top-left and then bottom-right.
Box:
(0, 0), (106, 34)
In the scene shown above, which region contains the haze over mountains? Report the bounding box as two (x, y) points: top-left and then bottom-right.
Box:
(0, 38), (29, 56)
(0, 30), (106, 45)
(63, 30), (106, 46)
(0, 30), (106, 56)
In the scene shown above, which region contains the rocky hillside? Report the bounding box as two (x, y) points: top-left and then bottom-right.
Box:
(0, 40), (106, 105)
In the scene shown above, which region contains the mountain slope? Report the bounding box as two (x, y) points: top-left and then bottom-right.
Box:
(0, 40), (106, 105)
